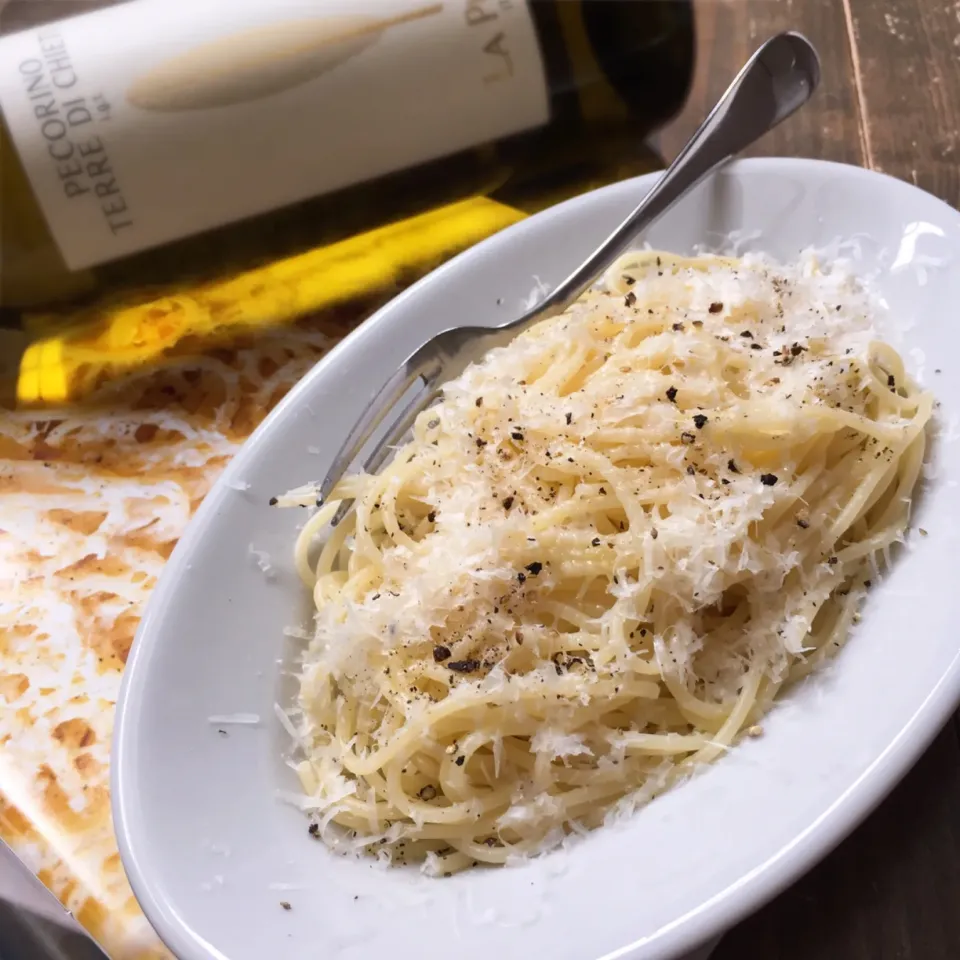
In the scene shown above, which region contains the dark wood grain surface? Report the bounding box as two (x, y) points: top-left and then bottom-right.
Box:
(847, 0), (960, 208)
(660, 2), (960, 958)
(659, 0), (865, 164)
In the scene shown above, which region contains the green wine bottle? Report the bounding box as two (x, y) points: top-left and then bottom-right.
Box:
(0, 0), (694, 311)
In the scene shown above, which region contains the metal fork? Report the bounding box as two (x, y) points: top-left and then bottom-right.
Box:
(318, 32), (821, 512)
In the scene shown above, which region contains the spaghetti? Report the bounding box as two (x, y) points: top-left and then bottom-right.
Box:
(284, 250), (932, 874)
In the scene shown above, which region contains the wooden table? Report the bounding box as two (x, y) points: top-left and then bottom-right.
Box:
(660, 2), (960, 958)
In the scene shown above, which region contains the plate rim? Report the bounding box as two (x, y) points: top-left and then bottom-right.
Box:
(112, 156), (960, 960)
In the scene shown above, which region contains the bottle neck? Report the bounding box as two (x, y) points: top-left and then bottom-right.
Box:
(529, 0), (695, 131)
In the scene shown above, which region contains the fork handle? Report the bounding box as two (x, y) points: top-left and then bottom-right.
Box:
(314, 33), (820, 507)
(507, 32), (821, 332)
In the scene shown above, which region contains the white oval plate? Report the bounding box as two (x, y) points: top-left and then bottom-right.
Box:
(114, 159), (960, 960)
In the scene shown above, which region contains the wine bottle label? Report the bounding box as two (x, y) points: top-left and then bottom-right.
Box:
(0, 0), (549, 270)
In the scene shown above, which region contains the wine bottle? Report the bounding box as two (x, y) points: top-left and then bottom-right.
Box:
(0, 0), (694, 312)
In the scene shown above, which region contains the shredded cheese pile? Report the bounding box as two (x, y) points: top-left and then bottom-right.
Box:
(284, 251), (932, 873)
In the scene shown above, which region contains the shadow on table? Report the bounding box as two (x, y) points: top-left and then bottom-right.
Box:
(0, 898), (109, 960)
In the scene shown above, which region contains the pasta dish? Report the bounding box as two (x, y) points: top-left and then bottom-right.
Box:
(282, 250), (932, 874)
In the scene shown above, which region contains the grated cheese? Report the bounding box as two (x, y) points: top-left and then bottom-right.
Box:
(208, 713), (261, 725)
(285, 249), (932, 870)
